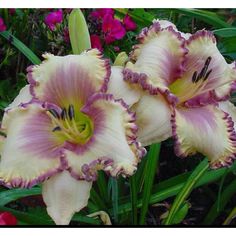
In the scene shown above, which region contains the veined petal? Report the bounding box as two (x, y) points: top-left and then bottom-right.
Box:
(5, 85), (32, 111)
(0, 135), (5, 156)
(125, 21), (187, 102)
(0, 103), (66, 188)
(28, 49), (110, 109)
(170, 30), (236, 104)
(172, 105), (236, 168)
(133, 94), (172, 146)
(42, 171), (92, 225)
(213, 62), (236, 101)
(65, 93), (146, 180)
(107, 66), (141, 106)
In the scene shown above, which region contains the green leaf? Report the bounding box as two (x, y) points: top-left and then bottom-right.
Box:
(175, 9), (230, 28)
(115, 160), (236, 215)
(0, 31), (41, 65)
(129, 174), (138, 224)
(0, 206), (54, 225)
(164, 158), (209, 225)
(139, 143), (161, 224)
(69, 9), (91, 54)
(0, 187), (41, 206)
(171, 201), (190, 225)
(213, 28), (236, 38)
(203, 178), (236, 224)
(109, 177), (119, 223)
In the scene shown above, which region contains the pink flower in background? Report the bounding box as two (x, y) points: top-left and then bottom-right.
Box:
(102, 14), (126, 44)
(0, 212), (17, 225)
(123, 14), (137, 31)
(44, 9), (63, 31)
(90, 34), (103, 52)
(90, 8), (114, 20)
(0, 17), (6, 32)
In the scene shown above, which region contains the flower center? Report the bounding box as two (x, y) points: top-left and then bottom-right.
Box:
(169, 56), (212, 104)
(47, 105), (93, 145)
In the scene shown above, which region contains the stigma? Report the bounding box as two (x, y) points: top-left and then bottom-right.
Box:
(47, 105), (93, 145)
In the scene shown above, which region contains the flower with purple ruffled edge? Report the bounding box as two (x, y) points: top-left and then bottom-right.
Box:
(0, 49), (146, 225)
(108, 19), (236, 169)
(0, 17), (6, 32)
(44, 9), (63, 31)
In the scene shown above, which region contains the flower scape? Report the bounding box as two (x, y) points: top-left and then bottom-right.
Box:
(0, 9), (236, 226)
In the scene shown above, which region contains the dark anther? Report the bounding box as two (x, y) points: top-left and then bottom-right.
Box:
(52, 126), (61, 132)
(61, 108), (67, 120)
(205, 56), (212, 67)
(68, 104), (75, 120)
(203, 69), (212, 81)
(0, 131), (7, 138)
(191, 71), (198, 83)
(48, 109), (60, 119)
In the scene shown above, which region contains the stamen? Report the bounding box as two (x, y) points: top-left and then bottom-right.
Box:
(52, 126), (61, 132)
(191, 71), (198, 83)
(68, 104), (75, 121)
(203, 69), (212, 81)
(48, 109), (60, 119)
(61, 108), (67, 120)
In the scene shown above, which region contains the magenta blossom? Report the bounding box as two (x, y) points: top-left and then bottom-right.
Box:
(90, 8), (114, 20)
(123, 15), (137, 31)
(91, 34), (103, 52)
(102, 14), (126, 44)
(0, 17), (6, 32)
(44, 9), (63, 31)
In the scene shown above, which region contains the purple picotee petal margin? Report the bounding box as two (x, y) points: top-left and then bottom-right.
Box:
(67, 93), (146, 181)
(171, 108), (236, 169)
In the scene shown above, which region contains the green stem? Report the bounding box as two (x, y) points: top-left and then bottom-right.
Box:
(130, 174), (138, 225)
(164, 158), (209, 225)
(223, 206), (236, 225)
(139, 143), (161, 225)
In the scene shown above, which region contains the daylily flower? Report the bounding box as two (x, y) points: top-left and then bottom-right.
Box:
(102, 14), (126, 44)
(0, 49), (146, 225)
(123, 15), (137, 31)
(90, 34), (103, 52)
(44, 9), (63, 31)
(0, 212), (17, 225)
(0, 17), (6, 32)
(108, 20), (236, 168)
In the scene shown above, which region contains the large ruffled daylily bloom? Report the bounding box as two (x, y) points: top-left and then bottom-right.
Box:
(0, 49), (146, 225)
(108, 20), (236, 169)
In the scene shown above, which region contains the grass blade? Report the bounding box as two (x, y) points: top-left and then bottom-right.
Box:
(203, 178), (236, 224)
(175, 9), (230, 28)
(129, 174), (138, 224)
(0, 31), (41, 65)
(223, 206), (236, 225)
(139, 143), (161, 224)
(164, 158), (209, 225)
(0, 187), (41, 206)
(213, 28), (236, 38)
(113, 160), (236, 215)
